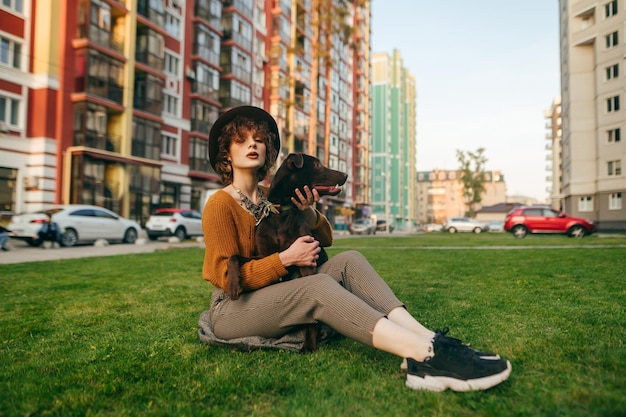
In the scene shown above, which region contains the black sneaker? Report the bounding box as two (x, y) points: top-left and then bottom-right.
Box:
(405, 333), (512, 392)
(435, 328), (500, 360)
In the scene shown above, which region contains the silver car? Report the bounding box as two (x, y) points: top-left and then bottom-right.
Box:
(442, 217), (489, 234)
(349, 219), (376, 235)
(9, 205), (141, 247)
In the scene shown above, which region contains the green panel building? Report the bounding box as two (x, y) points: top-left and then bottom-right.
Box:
(371, 50), (417, 230)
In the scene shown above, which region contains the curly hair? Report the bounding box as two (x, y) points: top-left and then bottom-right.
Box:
(214, 115), (279, 185)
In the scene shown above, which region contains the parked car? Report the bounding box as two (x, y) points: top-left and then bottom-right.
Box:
(423, 223), (443, 233)
(442, 217), (489, 234)
(348, 219), (376, 235)
(9, 205), (141, 247)
(376, 219), (394, 233)
(488, 221), (504, 232)
(504, 206), (595, 238)
(145, 208), (203, 241)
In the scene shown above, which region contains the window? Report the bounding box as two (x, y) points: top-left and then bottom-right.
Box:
(1, 0), (23, 13)
(132, 117), (161, 160)
(607, 128), (621, 143)
(578, 196), (593, 212)
(523, 208), (544, 217)
(164, 52), (179, 76)
(0, 36), (22, 69)
(0, 94), (20, 127)
(605, 0), (618, 17)
(161, 133), (178, 158)
(165, 12), (180, 38)
(609, 192), (622, 210)
(607, 95), (620, 112)
(608, 160), (622, 176)
(606, 63), (619, 80)
(606, 31), (619, 48)
(0, 167), (17, 212)
(163, 93), (178, 116)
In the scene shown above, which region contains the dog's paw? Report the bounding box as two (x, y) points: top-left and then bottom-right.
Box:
(227, 281), (242, 300)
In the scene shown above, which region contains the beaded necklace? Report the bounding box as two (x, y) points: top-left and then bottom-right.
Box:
(234, 187), (278, 226)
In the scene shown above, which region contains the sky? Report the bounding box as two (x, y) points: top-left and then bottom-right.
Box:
(370, 1), (561, 202)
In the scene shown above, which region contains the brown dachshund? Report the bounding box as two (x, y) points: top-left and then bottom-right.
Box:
(227, 153), (348, 351)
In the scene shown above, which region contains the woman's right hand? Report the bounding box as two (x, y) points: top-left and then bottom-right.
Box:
(279, 235), (321, 268)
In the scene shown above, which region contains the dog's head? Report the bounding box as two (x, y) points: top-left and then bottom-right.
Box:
(268, 153), (348, 205)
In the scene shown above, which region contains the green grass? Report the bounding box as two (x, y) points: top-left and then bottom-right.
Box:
(1, 234), (625, 416)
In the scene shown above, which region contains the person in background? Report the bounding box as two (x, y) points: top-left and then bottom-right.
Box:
(37, 213), (62, 248)
(0, 224), (12, 251)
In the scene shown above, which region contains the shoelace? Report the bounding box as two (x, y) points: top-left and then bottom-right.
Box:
(435, 327), (464, 344)
(434, 327), (476, 358)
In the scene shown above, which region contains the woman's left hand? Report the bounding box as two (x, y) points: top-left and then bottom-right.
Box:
(291, 185), (319, 211)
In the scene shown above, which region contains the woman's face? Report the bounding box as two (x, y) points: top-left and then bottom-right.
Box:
(228, 131), (267, 174)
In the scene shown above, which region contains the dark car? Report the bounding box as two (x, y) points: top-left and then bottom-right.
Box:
(504, 206), (595, 238)
(376, 220), (394, 233)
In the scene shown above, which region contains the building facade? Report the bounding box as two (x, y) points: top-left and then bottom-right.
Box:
(415, 169), (506, 225)
(544, 96), (564, 210)
(370, 49), (416, 230)
(0, 0), (371, 227)
(559, 0), (625, 230)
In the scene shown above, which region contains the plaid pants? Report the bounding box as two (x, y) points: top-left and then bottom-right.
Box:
(209, 250), (404, 347)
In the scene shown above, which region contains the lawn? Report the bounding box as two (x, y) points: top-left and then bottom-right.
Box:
(1, 234), (625, 416)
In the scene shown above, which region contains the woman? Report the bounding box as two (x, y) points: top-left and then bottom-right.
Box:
(200, 106), (511, 392)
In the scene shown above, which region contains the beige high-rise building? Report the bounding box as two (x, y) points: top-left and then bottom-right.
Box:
(544, 96), (563, 210)
(559, 0), (626, 231)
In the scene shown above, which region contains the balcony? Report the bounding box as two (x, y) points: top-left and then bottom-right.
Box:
(189, 156), (213, 173)
(75, 76), (123, 104)
(133, 72), (163, 115)
(136, 27), (164, 70)
(195, 0), (222, 31)
(220, 62), (252, 84)
(74, 130), (121, 153)
(222, 28), (252, 51)
(137, 0), (165, 27)
(223, 0), (253, 18)
(191, 119), (213, 134)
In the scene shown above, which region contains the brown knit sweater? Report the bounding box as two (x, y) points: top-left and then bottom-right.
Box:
(202, 188), (334, 292)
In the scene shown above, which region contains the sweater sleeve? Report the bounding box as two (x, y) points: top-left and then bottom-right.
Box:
(310, 209), (333, 247)
(202, 193), (288, 292)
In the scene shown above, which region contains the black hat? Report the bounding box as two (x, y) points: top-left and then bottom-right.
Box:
(208, 105), (280, 170)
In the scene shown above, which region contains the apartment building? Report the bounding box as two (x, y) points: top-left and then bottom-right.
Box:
(559, 0), (625, 230)
(544, 96), (564, 210)
(0, 0), (371, 227)
(370, 49), (416, 230)
(415, 169), (506, 225)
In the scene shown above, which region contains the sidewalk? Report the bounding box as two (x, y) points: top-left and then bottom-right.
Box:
(0, 238), (205, 265)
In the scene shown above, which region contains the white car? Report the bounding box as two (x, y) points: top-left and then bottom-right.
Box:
(145, 208), (203, 241)
(442, 217), (489, 234)
(9, 204), (141, 247)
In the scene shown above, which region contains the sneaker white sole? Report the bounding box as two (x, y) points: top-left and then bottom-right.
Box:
(405, 360), (512, 392)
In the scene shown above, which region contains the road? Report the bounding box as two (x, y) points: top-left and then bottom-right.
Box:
(0, 237), (205, 265)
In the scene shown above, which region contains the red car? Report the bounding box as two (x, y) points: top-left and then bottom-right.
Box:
(504, 206), (595, 238)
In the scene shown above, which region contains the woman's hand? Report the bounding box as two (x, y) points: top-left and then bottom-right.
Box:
(291, 185), (319, 211)
(279, 235), (321, 268)
(291, 186), (319, 227)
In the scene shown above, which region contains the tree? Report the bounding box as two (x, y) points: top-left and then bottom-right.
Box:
(456, 147), (488, 217)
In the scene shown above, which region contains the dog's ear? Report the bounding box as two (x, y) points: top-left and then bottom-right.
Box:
(287, 153), (304, 170)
